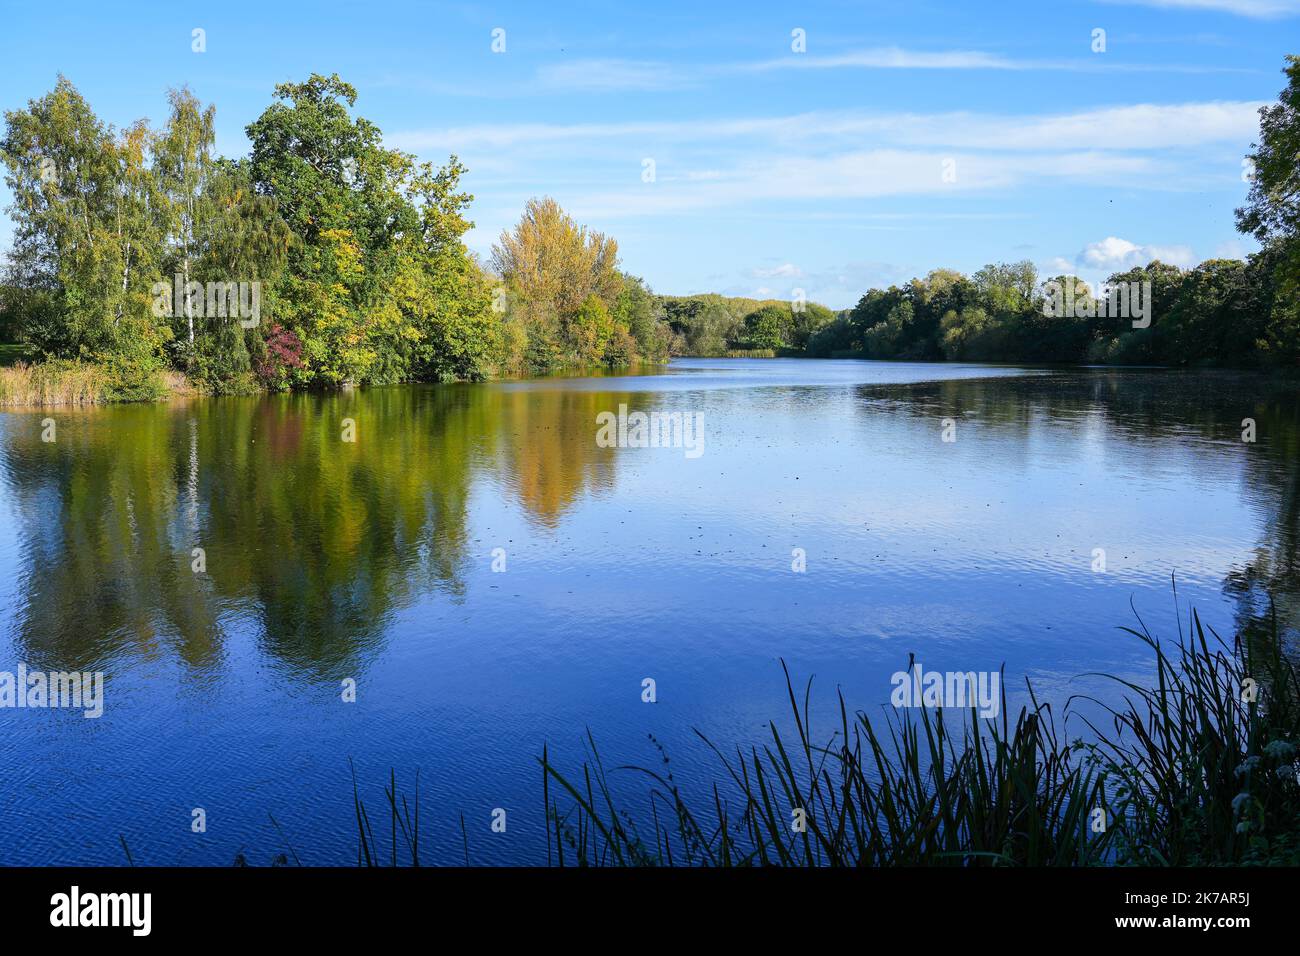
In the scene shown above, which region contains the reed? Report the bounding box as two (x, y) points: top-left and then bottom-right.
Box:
(1073, 601), (1300, 865)
(0, 360), (108, 406)
(535, 602), (1299, 867)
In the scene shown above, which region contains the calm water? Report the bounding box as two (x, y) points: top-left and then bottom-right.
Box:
(0, 358), (1296, 865)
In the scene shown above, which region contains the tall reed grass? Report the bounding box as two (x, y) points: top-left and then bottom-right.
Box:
(0, 359), (187, 406)
(531, 604), (1299, 867)
(0, 360), (108, 405)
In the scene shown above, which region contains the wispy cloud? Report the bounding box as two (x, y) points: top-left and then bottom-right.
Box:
(752, 263), (805, 279)
(532, 48), (1256, 93)
(390, 101), (1266, 153)
(388, 99), (1264, 227)
(518, 46), (1254, 94)
(535, 59), (694, 92)
(560, 151), (1160, 221)
(741, 47), (1026, 71)
(1096, 0), (1300, 18)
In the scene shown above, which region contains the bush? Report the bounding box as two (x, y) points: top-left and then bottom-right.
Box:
(99, 355), (170, 403)
(253, 324), (305, 391)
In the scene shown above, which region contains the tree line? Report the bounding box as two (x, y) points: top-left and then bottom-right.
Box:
(0, 73), (676, 398)
(2, 56), (1297, 399)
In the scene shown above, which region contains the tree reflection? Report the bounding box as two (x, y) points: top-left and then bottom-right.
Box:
(0, 380), (638, 676)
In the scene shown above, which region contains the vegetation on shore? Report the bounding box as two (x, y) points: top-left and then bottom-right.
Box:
(4, 55), (1298, 405)
(0, 75), (678, 405)
(535, 608), (1299, 867)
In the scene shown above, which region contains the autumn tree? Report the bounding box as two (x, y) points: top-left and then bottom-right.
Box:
(491, 197), (621, 316)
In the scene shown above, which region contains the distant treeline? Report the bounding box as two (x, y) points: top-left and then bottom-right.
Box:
(654, 246), (1296, 368)
(798, 253), (1294, 367)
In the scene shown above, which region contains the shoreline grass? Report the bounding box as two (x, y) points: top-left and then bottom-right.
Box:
(0, 358), (201, 407)
(0, 360), (110, 406)
(533, 602), (1299, 867)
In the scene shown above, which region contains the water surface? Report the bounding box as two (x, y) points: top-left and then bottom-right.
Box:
(0, 358), (1295, 864)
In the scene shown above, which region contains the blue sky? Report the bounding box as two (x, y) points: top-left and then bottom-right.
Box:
(0, 0), (1294, 308)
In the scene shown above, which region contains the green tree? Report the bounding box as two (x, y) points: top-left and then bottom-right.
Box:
(806, 315), (857, 357)
(791, 302), (834, 350)
(246, 74), (485, 387)
(1237, 55), (1300, 295)
(567, 293), (615, 363)
(0, 76), (166, 364)
(154, 88), (217, 350)
(742, 304), (793, 350)
(613, 274), (671, 360)
(154, 92), (293, 390)
(1163, 260), (1251, 366)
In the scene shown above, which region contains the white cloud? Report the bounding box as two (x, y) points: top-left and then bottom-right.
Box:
(557, 150), (1159, 221)
(386, 100), (1265, 228)
(1078, 236), (1197, 270)
(1213, 239), (1250, 258)
(390, 101), (1266, 153)
(1096, 0), (1300, 18)
(527, 48), (1253, 94)
(736, 46), (1247, 75)
(752, 263), (804, 278)
(536, 59), (693, 92)
(880, 102), (1266, 150)
(742, 47), (1026, 72)
(1082, 237), (1146, 267)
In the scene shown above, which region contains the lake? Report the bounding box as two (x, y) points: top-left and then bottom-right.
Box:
(0, 358), (1295, 865)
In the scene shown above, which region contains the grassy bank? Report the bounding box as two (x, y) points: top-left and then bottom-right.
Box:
(0, 359), (192, 407)
(337, 601), (1298, 867)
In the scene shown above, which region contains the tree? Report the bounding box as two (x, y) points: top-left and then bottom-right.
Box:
(1162, 259), (1252, 366)
(742, 304), (793, 350)
(154, 88), (216, 349)
(612, 274), (671, 360)
(851, 288), (916, 358)
(154, 92), (293, 389)
(1237, 55), (1300, 294)
(246, 73), (485, 386)
(973, 260), (1039, 318)
(791, 302), (834, 350)
(491, 197), (621, 319)
(1090, 261), (1184, 364)
(806, 315), (857, 357)
(567, 293), (615, 363)
(0, 76), (166, 364)
(247, 74), (393, 385)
